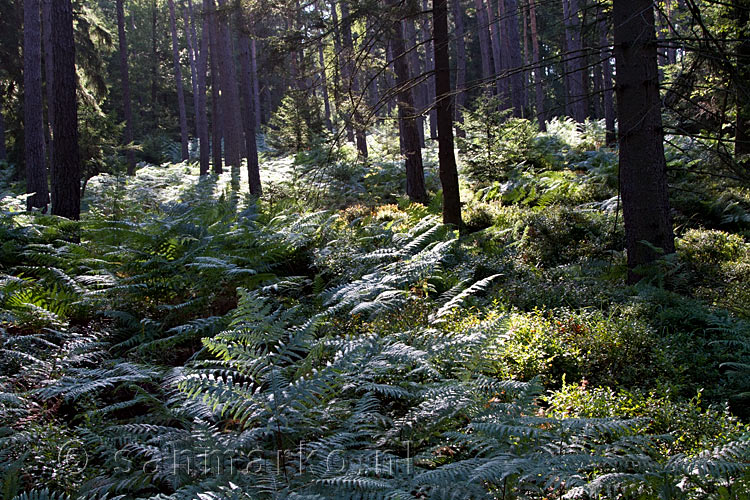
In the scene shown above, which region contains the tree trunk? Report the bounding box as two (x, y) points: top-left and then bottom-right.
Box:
(24, 0), (49, 212)
(614, 0), (675, 283)
(117, 0), (136, 174)
(205, 0), (222, 174)
(502, 0), (525, 116)
(404, 18), (426, 146)
(0, 93), (6, 161)
(599, 14), (616, 145)
(238, 30), (262, 196)
(339, 0), (368, 157)
(319, 43), (333, 131)
(735, 0), (750, 159)
(486, 0), (509, 107)
(42, 0), (54, 170)
(473, 0), (493, 90)
(251, 39), (262, 128)
(150, 1), (159, 125)
(433, 0), (461, 226)
(192, 0), (210, 175)
(528, 0), (545, 129)
(213, 0), (243, 177)
(168, 0), (189, 161)
(389, 0), (427, 203)
(50, 0), (80, 220)
(562, 0), (586, 122)
(184, 0), (200, 135)
(452, 0), (467, 137)
(422, 0), (437, 139)
(331, 1), (355, 143)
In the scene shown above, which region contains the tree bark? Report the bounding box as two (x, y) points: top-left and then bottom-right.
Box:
(24, 0), (49, 212)
(192, 0), (210, 175)
(433, 0), (461, 226)
(117, 0), (136, 174)
(486, 0), (509, 106)
(150, 1), (159, 125)
(339, 0), (368, 157)
(614, 0), (675, 283)
(502, 0), (525, 116)
(0, 93), (6, 161)
(42, 0), (54, 170)
(404, 18), (426, 146)
(50, 0), (80, 220)
(213, 0), (243, 176)
(599, 14), (616, 144)
(251, 39), (262, 128)
(421, 0), (437, 139)
(330, 0), (351, 142)
(319, 42), (333, 131)
(473, 0), (493, 90)
(168, 0), (190, 161)
(205, 0), (223, 174)
(452, 0), (467, 136)
(528, 0), (545, 129)
(562, 0), (586, 122)
(389, 0), (427, 203)
(184, 0), (200, 134)
(238, 29), (262, 196)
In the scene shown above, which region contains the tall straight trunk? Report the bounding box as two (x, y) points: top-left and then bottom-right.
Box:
(614, 0), (674, 283)
(251, 39), (262, 128)
(421, 0), (437, 139)
(42, 0), (54, 170)
(205, 0), (222, 173)
(452, 0), (467, 136)
(433, 0), (461, 226)
(0, 92), (6, 161)
(734, 0), (750, 159)
(151, 1), (159, 125)
(319, 43), (333, 131)
(389, 1), (427, 203)
(528, 0), (544, 128)
(24, 0), (49, 212)
(473, 0), (493, 90)
(168, 0), (189, 160)
(562, 0), (586, 122)
(184, 1), (200, 134)
(385, 40), (397, 117)
(50, 0), (80, 220)
(502, 0), (525, 116)
(330, 0), (351, 142)
(599, 15), (616, 144)
(238, 31), (261, 196)
(522, 0), (530, 111)
(339, 0), (367, 157)
(665, 0), (677, 64)
(193, 0), (210, 175)
(117, 0), (136, 174)
(214, 0), (244, 176)
(486, 0), (509, 106)
(404, 18), (426, 146)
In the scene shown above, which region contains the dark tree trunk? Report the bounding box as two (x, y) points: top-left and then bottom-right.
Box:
(251, 39), (262, 129)
(433, 0), (461, 226)
(24, 0), (49, 212)
(486, 0), (509, 106)
(168, 0), (189, 161)
(50, 0), (80, 220)
(0, 93), (6, 161)
(238, 30), (262, 196)
(528, 0), (545, 129)
(614, 0), (675, 283)
(184, 1), (200, 134)
(192, 0), (210, 175)
(452, 0), (467, 136)
(205, 0), (223, 174)
(385, 40), (397, 117)
(503, 0), (525, 116)
(319, 43), (333, 131)
(404, 18), (426, 146)
(734, 0), (750, 159)
(422, 0), (437, 139)
(473, 0), (493, 90)
(117, 0), (136, 174)
(42, 0), (54, 170)
(389, 0), (427, 203)
(339, 1), (368, 157)
(151, 1), (159, 125)
(562, 0), (586, 122)
(330, 0), (350, 141)
(599, 14), (616, 144)
(214, 0), (243, 176)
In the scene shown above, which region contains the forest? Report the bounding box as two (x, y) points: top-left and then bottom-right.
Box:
(0, 0), (749, 497)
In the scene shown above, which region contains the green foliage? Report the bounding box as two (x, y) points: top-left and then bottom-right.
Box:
(267, 91), (327, 154)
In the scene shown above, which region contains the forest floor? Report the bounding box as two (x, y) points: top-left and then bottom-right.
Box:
(1, 120), (749, 499)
